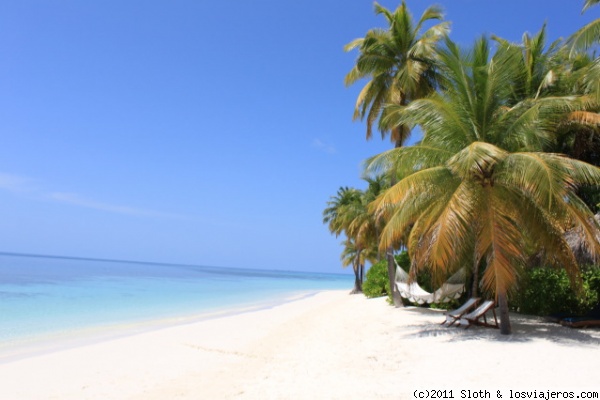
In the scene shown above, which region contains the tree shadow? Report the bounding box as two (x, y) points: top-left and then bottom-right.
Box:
(394, 306), (600, 346)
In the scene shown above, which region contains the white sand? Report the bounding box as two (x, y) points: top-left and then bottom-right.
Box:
(1, 290), (599, 399)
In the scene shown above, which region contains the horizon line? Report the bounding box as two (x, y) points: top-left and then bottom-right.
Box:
(0, 251), (350, 276)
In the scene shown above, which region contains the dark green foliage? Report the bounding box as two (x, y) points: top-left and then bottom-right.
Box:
(362, 259), (390, 299)
(512, 266), (600, 316)
(576, 185), (600, 213)
(395, 251), (411, 272)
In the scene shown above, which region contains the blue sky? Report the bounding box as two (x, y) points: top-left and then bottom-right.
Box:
(0, 1), (596, 273)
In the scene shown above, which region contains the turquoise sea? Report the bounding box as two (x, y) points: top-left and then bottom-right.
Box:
(0, 253), (352, 361)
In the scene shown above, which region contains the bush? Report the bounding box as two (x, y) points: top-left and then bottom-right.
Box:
(362, 259), (390, 299)
(363, 252), (411, 299)
(512, 266), (600, 316)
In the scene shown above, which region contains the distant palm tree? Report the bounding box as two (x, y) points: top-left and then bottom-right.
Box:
(323, 187), (367, 294)
(324, 178), (389, 293)
(340, 238), (378, 294)
(368, 37), (600, 334)
(345, 1), (449, 305)
(323, 187), (362, 237)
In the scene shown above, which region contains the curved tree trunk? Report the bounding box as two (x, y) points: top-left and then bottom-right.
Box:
(498, 292), (511, 334)
(350, 255), (363, 294)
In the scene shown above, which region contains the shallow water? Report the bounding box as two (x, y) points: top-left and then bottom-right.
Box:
(0, 253), (352, 352)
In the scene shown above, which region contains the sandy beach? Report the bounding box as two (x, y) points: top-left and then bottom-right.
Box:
(1, 290), (599, 399)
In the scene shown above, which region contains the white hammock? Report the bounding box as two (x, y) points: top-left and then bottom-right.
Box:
(393, 259), (465, 304)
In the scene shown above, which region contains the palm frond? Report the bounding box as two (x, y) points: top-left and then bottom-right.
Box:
(365, 144), (453, 184)
(418, 180), (478, 285)
(566, 111), (600, 125)
(415, 4), (445, 33)
(563, 194), (600, 263)
(583, 0), (600, 13)
(371, 166), (452, 210)
(568, 18), (600, 55)
(478, 187), (525, 297)
(498, 152), (574, 209)
(343, 38), (364, 53)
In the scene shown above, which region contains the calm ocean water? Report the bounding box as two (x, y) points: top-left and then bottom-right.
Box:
(0, 253), (352, 357)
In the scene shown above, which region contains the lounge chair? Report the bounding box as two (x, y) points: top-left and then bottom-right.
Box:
(458, 300), (499, 329)
(559, 304), (600, 329)
(545, 303), (600, 327)
(441, 298), (480, 326)
(560, 317), (600, 329)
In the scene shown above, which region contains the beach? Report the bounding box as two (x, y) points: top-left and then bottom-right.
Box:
(1, 290), (599, 399)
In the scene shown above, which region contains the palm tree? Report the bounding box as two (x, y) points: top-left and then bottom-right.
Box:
(345, 1), (449, 144)
(323, 187), (363, 237)
(368, 37), (600, 334)
(323, 186), (371, 293)
(345, 1), (449, 305)
(493, 25), (564, 104)
(323, 187), (364, 293)
(340, 238), (378, 294)
(323, 178), (389, 293)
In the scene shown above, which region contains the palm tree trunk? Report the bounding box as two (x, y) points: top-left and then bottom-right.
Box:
(387, 250), (403, 307)
(386, 133), (408, 307)
(471, 258), (479, 298)
(350, 255), (362, 294)
(359, 262), (365, 286)
(498, 292), (511, 334)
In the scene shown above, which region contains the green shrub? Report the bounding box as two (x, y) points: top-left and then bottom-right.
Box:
(363, 252), (411, 299)
(363, 259), (390, 299)
(512, 266), (600, 316)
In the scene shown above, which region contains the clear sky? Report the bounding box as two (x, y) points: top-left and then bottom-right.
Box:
(0, 1), (597, 273)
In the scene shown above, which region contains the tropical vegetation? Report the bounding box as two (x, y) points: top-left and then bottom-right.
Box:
(325, 0), (600, 334)
(343, 1), (449, 306)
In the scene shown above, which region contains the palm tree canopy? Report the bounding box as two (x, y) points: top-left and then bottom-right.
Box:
(493, 25), (566, 102)
(323, 187), (363, 237)
(568, 19), (600, 56)
(345, 1), (450, 143)
(367, 37), (600, 300)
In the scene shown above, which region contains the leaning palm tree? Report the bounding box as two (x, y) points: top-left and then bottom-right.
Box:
(368, 37), (600, 334)
(345, 1), (449, 305)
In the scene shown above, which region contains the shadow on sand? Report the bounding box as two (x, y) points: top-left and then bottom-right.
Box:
(393, 306), (600, 346)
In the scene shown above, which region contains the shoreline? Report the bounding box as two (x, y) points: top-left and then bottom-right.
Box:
(0, 289), (323, 364)
(1, 290), (599, 399)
